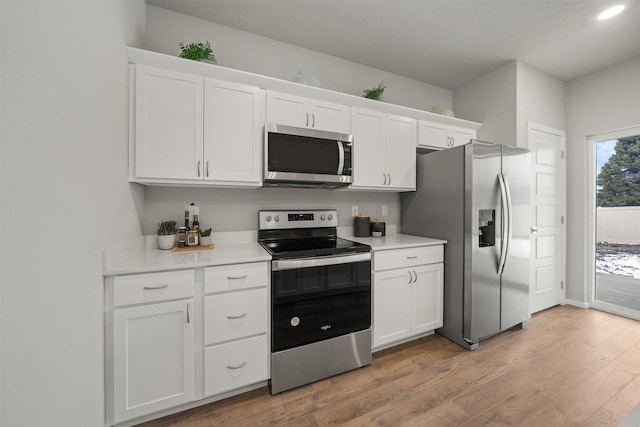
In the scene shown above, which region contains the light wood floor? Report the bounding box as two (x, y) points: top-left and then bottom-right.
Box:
(140, 305), (640, 426)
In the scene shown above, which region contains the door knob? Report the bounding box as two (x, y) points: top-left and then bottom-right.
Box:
(531, 227), (540, 234)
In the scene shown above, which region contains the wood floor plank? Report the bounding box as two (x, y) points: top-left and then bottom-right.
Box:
(138, 306), (640, 427)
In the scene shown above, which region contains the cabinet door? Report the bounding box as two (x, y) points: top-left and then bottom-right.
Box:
(310, 100), (351, 133)
(412, 263), (444, 335)
(266, 91), (310, 128)
(450, 126), (476, 147)
(135, 65), (203, 179)
(351, 108), (387, 189)
(385, 115), (416, 191)
(113, 299), (195, 423)
(204, 79), (265, 185)
(373, 269), (412, 348)
(418, 120), (449, 149)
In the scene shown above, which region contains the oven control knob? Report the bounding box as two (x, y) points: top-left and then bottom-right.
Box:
(290, 317), (300, 327)
(266, 215), (272, 222)
(328, 214), (333, 220)
(274, 215), (280, 222)
(320, 214), (326, 220)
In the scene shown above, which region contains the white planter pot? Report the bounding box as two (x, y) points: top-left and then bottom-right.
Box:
(157, 234), (176, 250)
(199, 235), (212, 246)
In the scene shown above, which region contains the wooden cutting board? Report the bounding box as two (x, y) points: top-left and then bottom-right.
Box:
(171, 244), (215, 252)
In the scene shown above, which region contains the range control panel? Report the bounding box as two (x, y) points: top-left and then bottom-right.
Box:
(259, 210), (338, 230)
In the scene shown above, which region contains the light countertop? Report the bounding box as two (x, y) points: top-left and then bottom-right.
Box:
(345, 233), (446, 250)
(103, 232), (445, 276)
(102, 232), (271, 276)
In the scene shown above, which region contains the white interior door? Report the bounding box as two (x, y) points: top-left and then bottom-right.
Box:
(528, 122), (566, 314)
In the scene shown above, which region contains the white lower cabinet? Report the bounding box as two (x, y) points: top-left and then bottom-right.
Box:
(372, 245), (444, 349)
(113, 299), (195, 423)
(203, 262), (269, 398)
(107, 261), (269, 425)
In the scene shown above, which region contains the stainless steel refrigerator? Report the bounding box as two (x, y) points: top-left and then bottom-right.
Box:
(401, 140), (531, 350)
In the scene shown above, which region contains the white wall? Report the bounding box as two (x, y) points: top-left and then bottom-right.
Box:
(452, 61), (517, 146)
(0, 1), (145, 426)
(516, 62), (566, 149)
(144, 5), (453, 114)
(143, 187), (400, 235)
(453, 61), (565, 149)
(565, 55), (640, 303)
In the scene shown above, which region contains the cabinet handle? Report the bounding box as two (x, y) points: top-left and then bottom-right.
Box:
(226, 313), (248, 320)
(412, 270), (418, 283)
(406, 256), (418, 259)
(143, 284), (169, 290)
(383, 174), (387, 186)
(387, 174), (391, 185)
(206, 161), (209, 178)
(227, 275), (248, 280)
(306, 113), (309, 127)
(197, 160), (201, 177)
(186, 303), (191, 324)
(227, 361), (247, 370)
(312, 114), (316, 128)
(408, 271), (413, 284)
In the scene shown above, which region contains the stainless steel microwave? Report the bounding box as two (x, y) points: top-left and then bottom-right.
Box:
(264, 123), (354, 188)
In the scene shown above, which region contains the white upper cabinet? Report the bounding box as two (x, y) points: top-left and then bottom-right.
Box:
(204, 79), (264, 185)
(135, 66), (203, 180)
(350, 108), (416, 191)
(418, 120), (476, 150)
(132, 65), (264, 187)
(266, 91), (351, 134)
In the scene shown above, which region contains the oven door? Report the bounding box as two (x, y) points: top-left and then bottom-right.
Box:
(271, 252), (371, 352)
(264, 123), (353, 186)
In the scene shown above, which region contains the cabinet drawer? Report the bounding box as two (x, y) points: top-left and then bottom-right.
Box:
(204, 262), (268, 294)
(204, 288), (268, 345)
(374, 245), (443, 272)
(113, 270), (195, 306)
(204, 335), (269, 397)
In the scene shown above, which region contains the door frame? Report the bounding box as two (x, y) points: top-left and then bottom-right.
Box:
(527, 122), (567, 314)
(587, 125), (640, 320)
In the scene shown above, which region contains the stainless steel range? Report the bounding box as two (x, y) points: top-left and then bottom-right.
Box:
(258, 209), (372, 394)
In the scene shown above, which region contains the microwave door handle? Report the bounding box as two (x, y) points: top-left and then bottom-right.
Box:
(337, 140), (345, 174)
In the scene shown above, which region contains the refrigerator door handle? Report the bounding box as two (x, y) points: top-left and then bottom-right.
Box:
(497, 173), (513, 275)
(497, 174), (508, 274)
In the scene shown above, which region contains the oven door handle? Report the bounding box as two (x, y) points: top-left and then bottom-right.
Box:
(272, 252), (371, 271)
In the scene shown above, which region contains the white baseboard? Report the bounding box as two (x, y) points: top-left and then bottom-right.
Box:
(564, 299), (590, 309)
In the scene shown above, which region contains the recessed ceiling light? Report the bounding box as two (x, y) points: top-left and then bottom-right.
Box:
(598, 4), (625, 20)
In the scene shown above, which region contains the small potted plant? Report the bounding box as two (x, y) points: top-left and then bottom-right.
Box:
(362, 81), (386, 101)
(199, 228), (213, 246)
(178, 41), (217, 64)
(156, 220), (177, 250)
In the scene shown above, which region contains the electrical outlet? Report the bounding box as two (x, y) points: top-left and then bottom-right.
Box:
(382, 205), (388, 216)
(352, 206), (359, 216)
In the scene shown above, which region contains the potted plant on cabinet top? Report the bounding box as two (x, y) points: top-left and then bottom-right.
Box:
(178, 41), (217, 64)
(199, 228), (213, 246)
(156, 220), (177, 250)
(362, 81), (386, 100)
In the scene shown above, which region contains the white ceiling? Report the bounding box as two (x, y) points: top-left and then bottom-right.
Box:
(145, 0), (640, 90)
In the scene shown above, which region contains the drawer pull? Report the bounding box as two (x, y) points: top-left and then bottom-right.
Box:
(143, 284), (169, 290)
(226, 313), (248, 320)
(227, 361), (247, 370)
(406, 256), (418, 259)
(227, 275), (248, 280)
